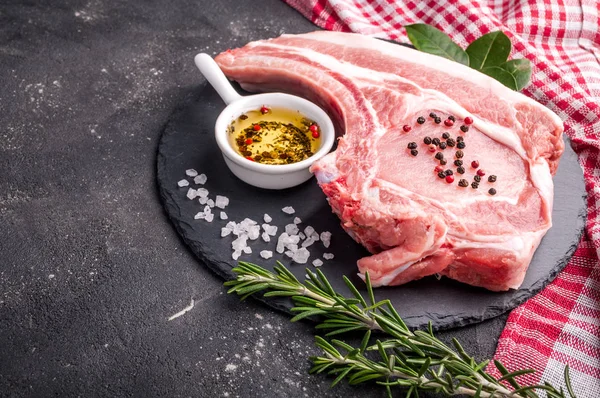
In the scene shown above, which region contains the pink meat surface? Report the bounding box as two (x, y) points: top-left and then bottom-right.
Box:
(215, 31), (564, 291)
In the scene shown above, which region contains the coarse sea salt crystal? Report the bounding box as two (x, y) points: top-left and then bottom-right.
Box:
(194, 212), (205, 220)
(215, 195), (229, 209)
(207, 199), (215, 208)
(261, 232), (270, 242)
(248, 225), (260, 240)
(220, 211), (228, 220)
(243, 246), (252, 254)
(262, 224), (278, 236)
(186, 188), (197, 200)
(282, 206), (295, 214)
(177, 179), (189, 187)
(199, 197), (207, 205)
(292, 248), (310, 264)
(323, 253), (335, 260)
(260, 250), (273, 259)
(197, 188), (209, 198)
(293, 217), (301, 224)
(285, 224), (299, 236)
(194, 173), (207, 185)
(232, 250), (241, 260)
(301, 237), (315, 248)
(232, 236), (248, 251)
(320, 231), (332, 248)
(312, 259), (323, 267)
(263, 214), (272, 223)
(205, 213), (214, 222)
(221, 227), (232, 237)
(304, 226), (319, 241)
(299, 232), (306, 240)
(284, 250), (294, 258)
(186, 169), (198, 177)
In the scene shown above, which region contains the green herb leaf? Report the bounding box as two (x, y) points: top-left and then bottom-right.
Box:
(466, 31), (511, 70)
(482, 58), (532, 91)
(405, 24), (469, 66)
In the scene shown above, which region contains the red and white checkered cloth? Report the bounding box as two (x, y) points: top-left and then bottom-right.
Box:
(283, 0), (600, 394)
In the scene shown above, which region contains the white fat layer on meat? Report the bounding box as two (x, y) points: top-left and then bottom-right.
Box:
(288, 31), (563, 128)
(528, 160), (555, 222)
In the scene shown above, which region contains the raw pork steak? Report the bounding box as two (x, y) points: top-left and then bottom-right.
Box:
(215, 31), (564, 291)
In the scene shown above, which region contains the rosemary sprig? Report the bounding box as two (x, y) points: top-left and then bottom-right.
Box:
(225, 261), (577, 398)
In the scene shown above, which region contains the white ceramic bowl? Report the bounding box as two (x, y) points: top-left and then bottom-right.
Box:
(194, 53), (335, 190)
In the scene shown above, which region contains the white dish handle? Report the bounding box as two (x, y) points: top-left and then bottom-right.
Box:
(194, 53), (242, 105)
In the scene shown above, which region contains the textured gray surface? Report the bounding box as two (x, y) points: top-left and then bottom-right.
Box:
(157, 83), (585, 331)
(0, 0), (558, 396)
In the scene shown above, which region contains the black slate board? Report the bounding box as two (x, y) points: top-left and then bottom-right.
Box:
(157, 84), (586, 330)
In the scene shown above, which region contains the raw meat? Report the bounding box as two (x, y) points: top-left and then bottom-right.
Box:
(215, 31), (564, 291)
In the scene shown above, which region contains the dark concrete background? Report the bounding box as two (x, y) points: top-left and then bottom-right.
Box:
(0, 0), (507, 396)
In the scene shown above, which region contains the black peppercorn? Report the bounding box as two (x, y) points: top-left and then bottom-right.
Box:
(471, 182), (479, 189)
(429, 112), (437, 118)
(410, 149), (418, 156)
(442, 132), (450, 139)
(423, 136), (432, 145)
(440, 159), (447, 165)
(439, 142), (447, 150)
(435, 152), (444, 160)
(454, 160), (463, 167)
(445, 169), (453, 176)
(457, 166), (465, 174)
(457, 141), (466, 149)
(458, 179), (468, 187)
(448, 115), (456, 122)
(488, 175), (497, 183)
(474, 175), (481, 183)
(438, 172), (446, 179)
(434, 117), (441, 124)
(407, 142), (417, 149)
(446, 138), (456, 147)
(460, 125), (469, 133)
(489, 188), (497, 195)
(456, 136), (464, 142)
(417, 116), (426, 124)
(455, 150), (464, 158)
(432, 138), (441, 146)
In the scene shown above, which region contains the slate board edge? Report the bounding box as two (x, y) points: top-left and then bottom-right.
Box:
(156, 91), (587, 331)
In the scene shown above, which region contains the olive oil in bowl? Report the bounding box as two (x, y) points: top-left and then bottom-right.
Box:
(228, 106), (322, 165)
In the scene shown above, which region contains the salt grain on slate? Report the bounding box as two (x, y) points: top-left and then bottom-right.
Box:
(207, 199), (215, 208)
(220, 211), (228, 220)
(262, 224), (277, 236)
(261, 232), (270, 242)
(215, 195), (229, 209)
(194, 173), (207, 185)
(221, 228), (232, 237)
(243, 246), (252, 254)
(292, 248), (310, 264)
(260, 250), (273, 259)
(312, 259), (323, 267)
(282, 206), (295, 214)
(177, 179), (189, 187)
(320, 231), (332, 248)
(205, 213), (214, 222)
(293, 217), (301, 224)
(197, 188), (209, 198)
(323, 253), (335, 260)
(199, 197), (207, 205)
(285, 223), (299, 236)
(299, 232), (306, 240)
(301, 238), (315, 248)
(264, 214), (272, 223)
(186, 188), (197, 200)
(185, 169), (198, 177)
